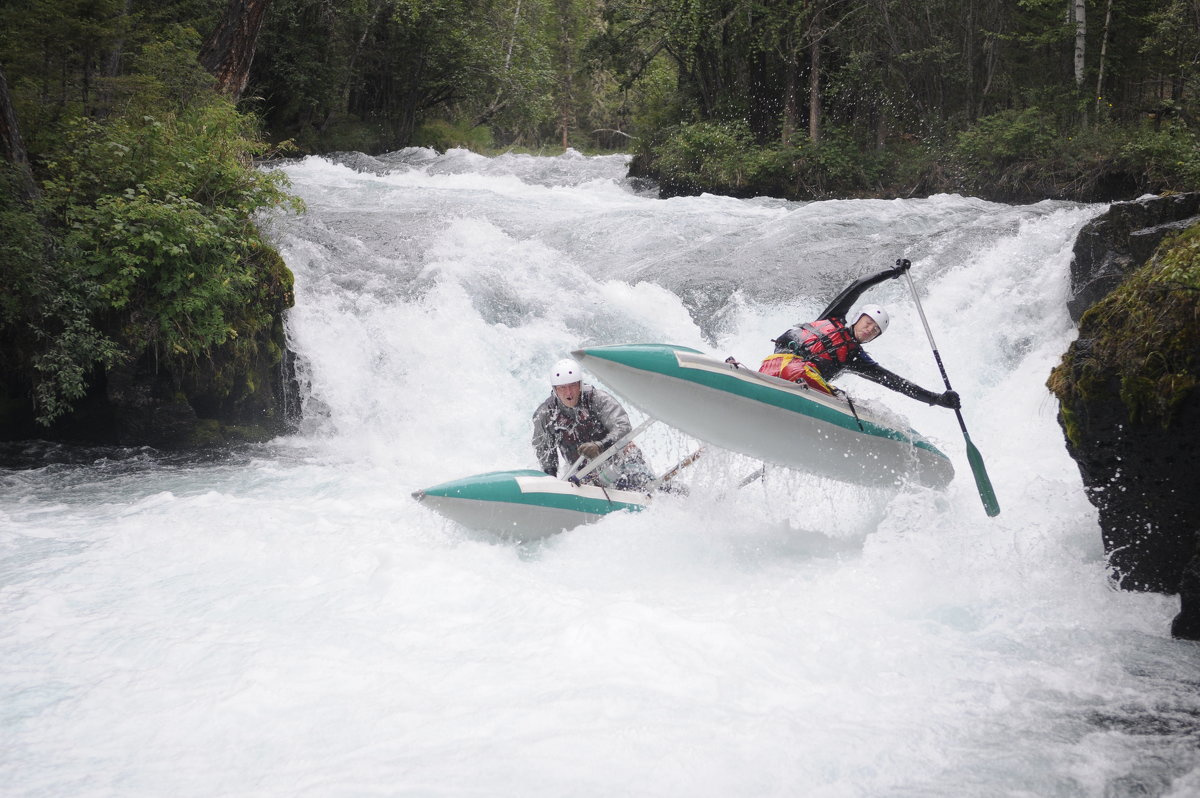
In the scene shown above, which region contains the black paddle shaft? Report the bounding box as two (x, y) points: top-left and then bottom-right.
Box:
(899, 259), (1000, 517)
(898, 260), (967, 433)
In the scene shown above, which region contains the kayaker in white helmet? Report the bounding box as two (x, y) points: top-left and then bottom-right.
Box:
(760, 261), (960, 409)
(532, 358), (655, 489)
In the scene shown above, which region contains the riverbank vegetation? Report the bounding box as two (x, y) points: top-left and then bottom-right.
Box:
(1, 3), (297, 431)
(243, 0), (1200, 201)
(604, 0), (1200, 201)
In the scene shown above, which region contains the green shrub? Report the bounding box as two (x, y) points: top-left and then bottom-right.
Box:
(0, 167), (44, 328)
(791, 129), (888, 196)
(4, 97), (300, 424)
(126, 25), (217, 113)
(651, 120), (772, 194)
(42, 101), (299, 353)
(0, 165), (125, 425)
(953, 107), (1058, 176)
(414, 119), (495, 151)
(1114, 124), (1200, 191)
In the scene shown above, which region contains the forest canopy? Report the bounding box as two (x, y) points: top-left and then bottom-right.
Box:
(3, 1), (1199, 190)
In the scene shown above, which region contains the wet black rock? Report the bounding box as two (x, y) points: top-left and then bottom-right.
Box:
(1051, 192), (1200, 640)
(1067, 192), (1200, 322)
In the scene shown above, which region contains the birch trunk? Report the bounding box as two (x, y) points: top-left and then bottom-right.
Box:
(808, 9), (822, 144)
(1096, 0), (1113, 112)
(1073, 0), (1086, 86)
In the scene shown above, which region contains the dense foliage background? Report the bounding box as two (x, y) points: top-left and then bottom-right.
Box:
(244, 0), (1200, 199)
(4, 0), (1199, 193)
(2, 0), (1199, 427)
(0, 1), (297, 428)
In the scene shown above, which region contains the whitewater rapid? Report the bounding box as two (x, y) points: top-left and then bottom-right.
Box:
(2, 148), (1198, 797)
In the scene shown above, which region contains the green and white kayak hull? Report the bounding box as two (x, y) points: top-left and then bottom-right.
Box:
(413, 469), (648, 539)
(572, 344), (954, 490)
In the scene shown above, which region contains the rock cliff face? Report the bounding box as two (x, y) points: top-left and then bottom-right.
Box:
(1049, 193), (1200, 639)
(1066, 193), (1200, 322)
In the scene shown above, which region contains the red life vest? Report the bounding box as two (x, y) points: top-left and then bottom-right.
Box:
(776, 318), (858, 379)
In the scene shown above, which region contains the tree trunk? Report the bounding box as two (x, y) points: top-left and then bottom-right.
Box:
(782, 50), (798, 146)
(0, 66), (38, 202)
(340, 0), (385, 116)
(199, 0), (272, 100)
(92, 0), (133, 116)
(1095, 0), (1113, 113)
(808, 10), (822, 144)
(555, 0), (575, 151)
(964, 0), (976, 106)
(104, 0), (132, 79)
(505, 0), (523, 72)
(1073, 0), (1086, 87)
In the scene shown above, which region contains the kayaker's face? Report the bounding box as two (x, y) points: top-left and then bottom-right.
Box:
(555, 381), (582, 407)
(853, 314), (881, 343)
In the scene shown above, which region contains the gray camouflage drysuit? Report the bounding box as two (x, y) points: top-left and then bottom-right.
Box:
(531, 384), (653, 489)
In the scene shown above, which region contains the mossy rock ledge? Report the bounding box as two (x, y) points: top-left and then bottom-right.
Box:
(0, 277), (301, 453)
(1048, 192), (1200, 640)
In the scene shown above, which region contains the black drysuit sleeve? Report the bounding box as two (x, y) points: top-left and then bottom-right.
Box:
(843, 350), (942, 404)
(818, 267), (900, 322)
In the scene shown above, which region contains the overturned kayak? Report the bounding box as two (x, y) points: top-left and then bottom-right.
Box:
(412, 469), (648, 540)
(572, 344), (954, 490)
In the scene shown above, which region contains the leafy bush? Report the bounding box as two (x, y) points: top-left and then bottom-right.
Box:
(0, 165), (125, 425)
(1114, 124), (1200, 191)
(414, 118), (495, 151)
(42, 100), (299, 352)
(952, 107), (1058, 175)
(126, 25), (218, 113)
(3, 96), (300, 424)
(651, 120), (776, 194)
(647, 121), (891, 198)
(790, 129), (888, 197)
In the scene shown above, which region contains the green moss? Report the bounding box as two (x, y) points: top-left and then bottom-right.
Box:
(1049, 221), (1200, 430)
(187, 418), (224, 447)
(221, 424), (274, 443)
(184, 418), (274, 447)
(1055, 401), (1083, 449)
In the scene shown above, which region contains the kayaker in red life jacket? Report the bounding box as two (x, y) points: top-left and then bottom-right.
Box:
(532, 358), (655, 488)
(759, 260), (961, 409)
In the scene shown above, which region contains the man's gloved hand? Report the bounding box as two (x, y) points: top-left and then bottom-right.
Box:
(934, 390), (961, 410)
(577, 441), (602, 459)
(892, 258), (911, 278)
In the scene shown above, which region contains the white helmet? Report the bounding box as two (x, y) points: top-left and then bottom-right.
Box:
(856, 304), (890, 335)
(549, 358), (583, 386)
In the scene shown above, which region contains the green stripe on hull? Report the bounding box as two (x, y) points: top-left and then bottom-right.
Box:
(580, 344), (948, 460)
(418, 470), (646, 515)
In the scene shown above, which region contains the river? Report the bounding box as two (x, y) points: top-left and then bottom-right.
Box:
(2, 149), (1198, 797)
